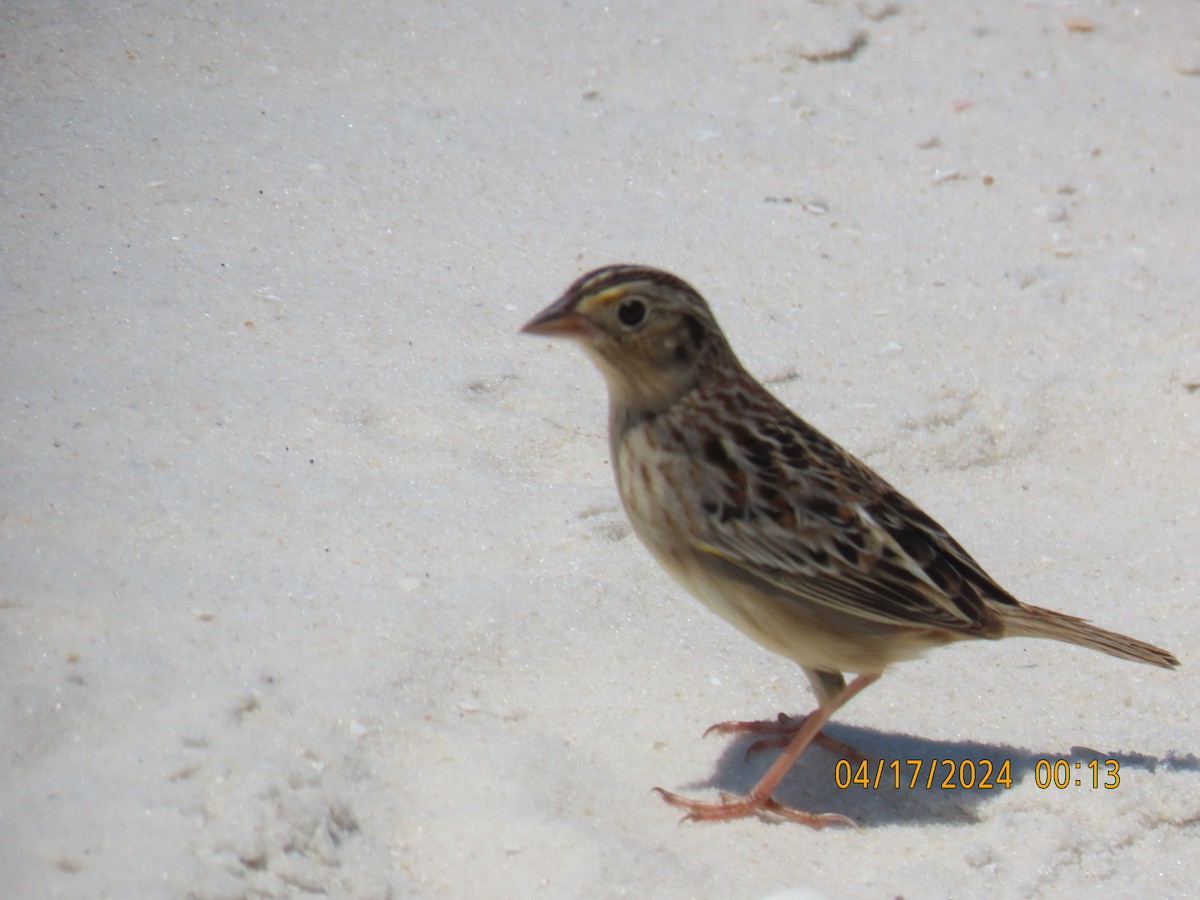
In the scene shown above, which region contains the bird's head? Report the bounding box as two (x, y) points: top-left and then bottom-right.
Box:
(521, 265), (734, 413)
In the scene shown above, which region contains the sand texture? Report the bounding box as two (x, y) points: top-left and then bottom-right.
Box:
(3, 1), (1199, 897)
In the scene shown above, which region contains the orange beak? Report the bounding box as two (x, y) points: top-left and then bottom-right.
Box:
(520, 292), (590, 340)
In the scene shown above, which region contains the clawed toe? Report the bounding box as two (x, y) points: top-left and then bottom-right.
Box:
(704, 712), (866, 762)
(652, 786), (855, 828)
(702, 712), (800, 740)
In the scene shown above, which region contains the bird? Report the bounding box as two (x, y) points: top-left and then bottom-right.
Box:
(520, 264), (1179, 826)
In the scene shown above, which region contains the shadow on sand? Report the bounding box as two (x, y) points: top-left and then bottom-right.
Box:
(660, 719), (1198, 826)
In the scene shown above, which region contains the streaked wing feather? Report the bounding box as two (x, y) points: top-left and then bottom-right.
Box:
(687, 426), (1008, 637)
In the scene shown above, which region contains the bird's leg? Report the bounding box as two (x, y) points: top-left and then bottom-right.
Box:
(655, 672), (879, 825)
(704, 713), (866, 762)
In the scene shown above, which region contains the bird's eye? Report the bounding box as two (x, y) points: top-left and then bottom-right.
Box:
(617, 298), (646, 328)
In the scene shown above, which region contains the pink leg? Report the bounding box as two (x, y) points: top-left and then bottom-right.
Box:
(655, 673), (879, 825)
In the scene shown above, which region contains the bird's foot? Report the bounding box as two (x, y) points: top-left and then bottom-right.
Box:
(652, 786), (855, 828)
(703, 713), (865, 762)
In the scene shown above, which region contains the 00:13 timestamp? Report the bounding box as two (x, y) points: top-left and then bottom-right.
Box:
(1035, 758), (1120, 789)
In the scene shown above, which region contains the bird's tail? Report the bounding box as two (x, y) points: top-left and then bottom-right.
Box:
(1002, 603), (1179, 670)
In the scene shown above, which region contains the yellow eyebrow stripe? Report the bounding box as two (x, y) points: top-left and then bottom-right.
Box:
(578, 285), (632, 314)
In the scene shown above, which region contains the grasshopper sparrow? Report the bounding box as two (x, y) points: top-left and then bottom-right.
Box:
(521, 264), (1178, 826)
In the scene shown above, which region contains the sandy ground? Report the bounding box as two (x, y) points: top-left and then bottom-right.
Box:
(3, 1), (1200, 897)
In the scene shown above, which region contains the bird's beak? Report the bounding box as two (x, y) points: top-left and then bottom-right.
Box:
(520, 292), (590, 339)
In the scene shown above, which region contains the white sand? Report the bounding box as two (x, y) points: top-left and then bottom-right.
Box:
(3, 1), (1199, 896)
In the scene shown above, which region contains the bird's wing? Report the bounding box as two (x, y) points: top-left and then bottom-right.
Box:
(690, 470), (1010, 638)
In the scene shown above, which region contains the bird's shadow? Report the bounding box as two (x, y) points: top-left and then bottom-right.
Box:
(669, 720), (1199, 827)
